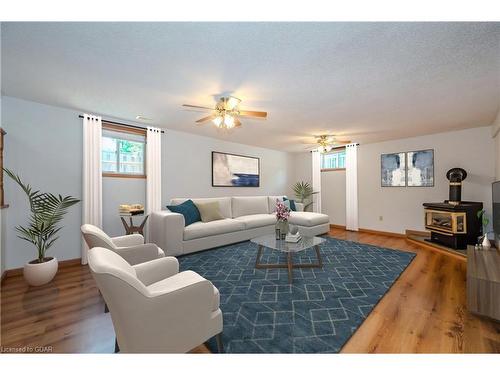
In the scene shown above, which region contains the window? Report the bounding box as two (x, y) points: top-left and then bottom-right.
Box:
(102, 124), (146, 178)
(321, 149), (346, 170)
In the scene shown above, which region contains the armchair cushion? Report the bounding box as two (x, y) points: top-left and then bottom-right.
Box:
(114, 243), (164, 265)
(147, 270), (220, 312)
(147, 270), (209, 296)
(112, 234), (144, 247)
(133, 257), (179, 286)
(81, 224), (116, 249)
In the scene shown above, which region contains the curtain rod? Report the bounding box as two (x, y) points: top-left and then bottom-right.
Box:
(78, 115), (164, 133)
(309, 143), (359, 152)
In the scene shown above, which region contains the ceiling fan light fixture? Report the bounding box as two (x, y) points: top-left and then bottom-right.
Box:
(212, 116), (223, 127)
(225, 96), (241, 110)
(224, 114), (235, 128)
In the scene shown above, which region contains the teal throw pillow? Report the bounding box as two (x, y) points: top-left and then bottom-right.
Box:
(166, 199), (201, 226)
(283, 197), (297, 211)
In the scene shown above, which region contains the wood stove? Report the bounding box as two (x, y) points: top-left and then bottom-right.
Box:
(423, 168), (483, 250)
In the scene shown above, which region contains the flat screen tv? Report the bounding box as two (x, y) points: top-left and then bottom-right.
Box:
(493, 181), (500, 248)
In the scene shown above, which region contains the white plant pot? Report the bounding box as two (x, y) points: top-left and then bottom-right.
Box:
(482, 235), (491, 249)
(23, 257), (58, 286)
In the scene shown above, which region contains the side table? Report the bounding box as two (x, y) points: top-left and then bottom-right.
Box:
(120, 214), (149, 236)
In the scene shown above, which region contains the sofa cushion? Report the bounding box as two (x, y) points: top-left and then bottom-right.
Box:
(234, 214), (276, 229)
(166, 199), (201, 226)
(232, 196), (269, 218)
(183, 218), (245, 241)
(171, 197), (232, 218)
(268, 196), (285, 213)
(289, 212), (329, 227)
(194, 201), (225, 223)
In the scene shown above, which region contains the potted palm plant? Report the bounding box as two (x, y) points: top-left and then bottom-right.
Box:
(292, 181), (318, 211)
(4, 169), (80, 286)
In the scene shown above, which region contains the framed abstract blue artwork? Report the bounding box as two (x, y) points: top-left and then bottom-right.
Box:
(381, 152), (406, 187)
(212, 151), (260, 187)
(407, 149), (434, 187)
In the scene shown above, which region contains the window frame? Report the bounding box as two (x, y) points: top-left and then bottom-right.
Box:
(0, 127), (8, 209)
(102, 122), (147, 179)
(320, 147), (346, 172)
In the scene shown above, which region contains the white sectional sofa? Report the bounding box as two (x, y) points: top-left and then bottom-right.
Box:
(149, 196), (330, 256)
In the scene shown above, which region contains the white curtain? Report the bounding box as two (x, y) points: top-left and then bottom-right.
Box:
(146, 127), (162, 231)
(311, 150), (322, 213)
(345, 143), (359, 231)
(82, 114), (102, 264)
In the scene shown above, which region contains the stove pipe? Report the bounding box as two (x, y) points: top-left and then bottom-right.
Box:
(446, 168), (467, 205)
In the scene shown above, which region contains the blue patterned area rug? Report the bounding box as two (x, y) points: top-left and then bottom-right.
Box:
(178, 236), (415, 353)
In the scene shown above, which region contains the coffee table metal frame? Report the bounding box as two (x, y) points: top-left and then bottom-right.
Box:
(253, 235), (324, 283)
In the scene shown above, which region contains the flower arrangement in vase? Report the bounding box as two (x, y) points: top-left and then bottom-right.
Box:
(275, 199), (291, 240)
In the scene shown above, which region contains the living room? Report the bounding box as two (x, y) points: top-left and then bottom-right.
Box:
(1, 2), (500, 373)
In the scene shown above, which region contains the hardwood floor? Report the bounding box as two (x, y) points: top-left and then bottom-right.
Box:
(1, 228), (499, 353)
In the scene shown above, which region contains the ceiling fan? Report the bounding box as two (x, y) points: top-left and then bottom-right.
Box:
(304, 135), (351, 153)
(182, 96), (267, 130)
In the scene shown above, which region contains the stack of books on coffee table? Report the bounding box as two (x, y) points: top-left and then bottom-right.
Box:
(285, 233), (302, 243)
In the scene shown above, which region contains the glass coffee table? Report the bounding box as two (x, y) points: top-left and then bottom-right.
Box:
(251, 234), (326, 283)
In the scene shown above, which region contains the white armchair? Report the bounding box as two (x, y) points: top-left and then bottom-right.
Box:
(81, 224), (165, 265)
(88, 247), (223, 353)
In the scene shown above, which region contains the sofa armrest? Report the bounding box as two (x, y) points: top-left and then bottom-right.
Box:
(134, 256), (179, 286)
(295, 202), (304, 212)
(149, 211), (185, 256)
(114, 243), (161, 265)
(112, 234), (144, 247)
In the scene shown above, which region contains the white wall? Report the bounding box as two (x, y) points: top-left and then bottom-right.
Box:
(2, 96), (83, 270)
(298, 126), (495, 234)
(321, 170), (346, 226)
(1, 23), (4, 277)
(358, 126), (494, 233)
(291, 152), (312, 185)
(491, 107), (500, 180)
(1, 96), (294, 269)
(161, 129), (293, 204)
(102, 178), (146, 237)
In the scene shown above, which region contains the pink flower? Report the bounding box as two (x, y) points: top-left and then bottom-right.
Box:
(275, 199), (290, 221)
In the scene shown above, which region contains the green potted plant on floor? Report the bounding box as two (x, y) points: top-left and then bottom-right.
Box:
(4, 168), (80, 286)
(292, 181), (318, 211)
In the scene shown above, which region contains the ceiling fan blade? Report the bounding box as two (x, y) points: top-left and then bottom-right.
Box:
(182, 104), (214, 110)
(239, 110), (267, 118)
(333, 140), (351, 145)
(234, 118), (242, 127)
(195, 114), (216, 124)
(304, 145), (319, 151)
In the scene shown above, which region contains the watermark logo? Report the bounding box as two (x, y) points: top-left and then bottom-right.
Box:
(0, 345), (53, 353)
